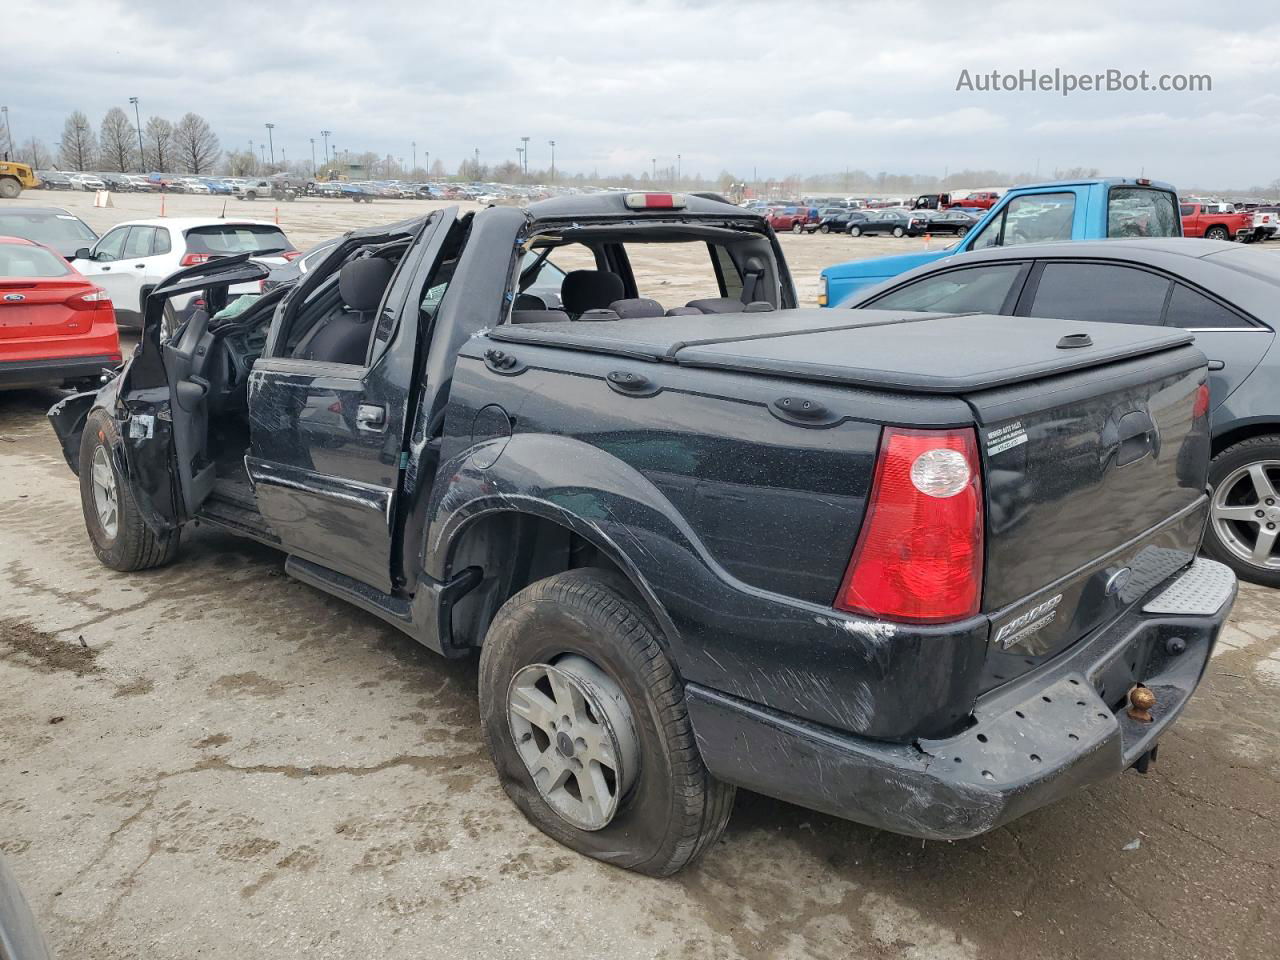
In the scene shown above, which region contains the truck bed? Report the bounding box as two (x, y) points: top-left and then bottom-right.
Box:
(487, 309), (1194, 394)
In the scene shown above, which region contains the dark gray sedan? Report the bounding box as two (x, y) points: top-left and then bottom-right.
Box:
(845, 238), (1280, 586)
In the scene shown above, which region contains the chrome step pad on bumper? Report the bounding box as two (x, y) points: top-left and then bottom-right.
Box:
(1143, 558), (1236, 616)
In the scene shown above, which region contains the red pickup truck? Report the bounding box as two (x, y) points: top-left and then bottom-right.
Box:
(1180, 202), (1257, 242)
(948, 191), (1001, 210)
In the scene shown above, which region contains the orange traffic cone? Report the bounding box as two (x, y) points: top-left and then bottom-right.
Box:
(159, 193), (166, 217)
(923, 232), (931, 249)
(274, 207), (280, 225)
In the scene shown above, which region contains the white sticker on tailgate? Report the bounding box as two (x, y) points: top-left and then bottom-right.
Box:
(986, 420), (1027, 456)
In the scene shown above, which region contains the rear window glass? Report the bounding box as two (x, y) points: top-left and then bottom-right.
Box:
(1164, 284), (1252, 329)
(1108, 188), (1180, 238)
(1028, 263), (1170, 326)
(0, 213), (96, 249)
(184, 225), (292, 256)
(0, 243), (71, 277)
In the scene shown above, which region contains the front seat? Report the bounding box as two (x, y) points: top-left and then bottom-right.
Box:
(561, 270), (625, 318)
(297, 257), (394, 365)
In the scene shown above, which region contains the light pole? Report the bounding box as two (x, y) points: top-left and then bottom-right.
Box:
(676, 154), (681, 187)
(321, 130), (331, 169)
(412, 140), (416, 174)
(265, 123), (275, 166)
(651, 157), (656, 181)
(310, 138), (316, 175)
(281, 146), (287, 171)
(520, 136), (530, 175)
(424, 150), (429, 177)
(548, 139), (555, 183)
(516, 145), (524, 176)
(248, 139), (255, 174)
(128, 97), (144, 170)
(0, 106), (11, 161)
(260, 143), (266, 165)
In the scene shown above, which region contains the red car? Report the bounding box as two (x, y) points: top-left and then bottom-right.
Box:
(767, 207), (816, 233)
(0, 237), (121, 390)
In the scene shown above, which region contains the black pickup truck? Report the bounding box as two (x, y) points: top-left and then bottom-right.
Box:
(49, 192), (1237, 876)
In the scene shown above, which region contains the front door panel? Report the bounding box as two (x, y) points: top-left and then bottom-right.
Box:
(247, 360), (400, 591)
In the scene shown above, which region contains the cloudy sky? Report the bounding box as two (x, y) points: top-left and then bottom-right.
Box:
(4, 0), (1280, 188)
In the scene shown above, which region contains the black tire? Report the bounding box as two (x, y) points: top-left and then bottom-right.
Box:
(957, 225), (969, 237)
(1203, 436), (1280, 587)
(819, 224), (830, 234)
(892, 226), (905, 238)
(79, 410), (180, 572)
(0, 177), (21, 200)
(1205, 225), (1229, 242)
(478, 569), (735, 876)
(791, 222), (803, 233)
(245, 191), (257, 201)
(160, 302), (179, 340)
(849, 225), (862, 237)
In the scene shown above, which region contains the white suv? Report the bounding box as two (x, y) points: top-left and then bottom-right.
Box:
(70, 217), (298, 328)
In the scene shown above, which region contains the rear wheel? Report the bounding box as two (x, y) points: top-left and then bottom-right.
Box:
(791, 222), (803, 233)
(0, 177), (20, 199)
(849, 225), (862, 237)
(1204, 438), (1280, 586)
(79, 410), (180, 571)
(892, 226), (905, 238)
(1205, 225), (1229, 241)
(479, 569), (734, 876)
(819, 224), (830, 234)
(956, 225), (969, 237)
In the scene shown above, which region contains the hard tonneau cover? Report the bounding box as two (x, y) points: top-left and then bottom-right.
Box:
(488, 309), (1194, 395)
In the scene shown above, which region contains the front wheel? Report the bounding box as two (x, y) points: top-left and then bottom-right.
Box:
(849, 225), (862, 237)
(956, 225), (969, 237)
(819, 224), (830, 234)
(0, 177), (21, 199)
(79, 410), (180, 571)
(892, 226), (905, 238)
(479, 569), (735, 876)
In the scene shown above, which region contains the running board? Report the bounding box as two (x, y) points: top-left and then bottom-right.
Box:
(197, 497), (281, 547)
(284, 556), (482, 657)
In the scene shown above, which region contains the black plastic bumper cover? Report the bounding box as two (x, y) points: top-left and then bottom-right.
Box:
(686, 559), (1237, 840)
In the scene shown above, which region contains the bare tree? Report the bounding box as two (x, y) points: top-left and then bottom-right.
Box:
(172, 112), (220, 174)
(19, 138), (50, 169)
(98, 107), (137, 172)
(143, 116), (175, 172)
(57, 111), (97, 171)
(429, 158), (446, 177)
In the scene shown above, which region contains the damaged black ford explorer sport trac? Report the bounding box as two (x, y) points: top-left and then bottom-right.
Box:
(49, 191), (1236, 875)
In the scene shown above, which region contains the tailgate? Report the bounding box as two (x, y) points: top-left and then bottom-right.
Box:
(968, 344), (1210, 688)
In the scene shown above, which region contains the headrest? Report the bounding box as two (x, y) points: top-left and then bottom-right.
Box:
(608, 298), (664, 319)
(561, 270), (625, 316)
(686, 297), (747, 314)
(339, 257), (395, 312)
(514, 292), (548, 310)
(575, 308), (620, 321)
(743, 301), (774, 312)
(510, 309), (570, 324)
(665, 307), (702, 316)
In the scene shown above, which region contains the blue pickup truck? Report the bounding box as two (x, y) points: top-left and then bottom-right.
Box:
(819, 177), (1182, 307)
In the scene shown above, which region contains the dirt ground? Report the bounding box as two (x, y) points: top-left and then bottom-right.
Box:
(1, 192), (1278, 960)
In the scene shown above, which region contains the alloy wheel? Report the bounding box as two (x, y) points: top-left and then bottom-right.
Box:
(1212, 460), (1280, 570)
(507, 655), (639, 831)
(91, 446), (119, 539)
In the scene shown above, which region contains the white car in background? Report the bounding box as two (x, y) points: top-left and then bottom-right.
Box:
(180, 178), (212, 194)
(68, 173), (106, 191)
(69, 217), (298, 330)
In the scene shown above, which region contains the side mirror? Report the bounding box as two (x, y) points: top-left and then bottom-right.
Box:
(73, 247), (92, 261)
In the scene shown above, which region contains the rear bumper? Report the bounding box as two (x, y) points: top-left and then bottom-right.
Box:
(687, 558), (1236, 840)
(0, 354), (118, 389)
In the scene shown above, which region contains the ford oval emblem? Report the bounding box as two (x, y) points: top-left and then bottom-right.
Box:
(3, 293), (25, 302)
(1104, 567), (1133, 597)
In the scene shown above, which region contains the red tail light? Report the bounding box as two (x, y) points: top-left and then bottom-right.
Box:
(180, 253), (214, 266)
(835, 427), (984, 623)
(1193, 381), (1211, 418)
(281, 250), (302, 261)
(66, 288), (112, 310)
